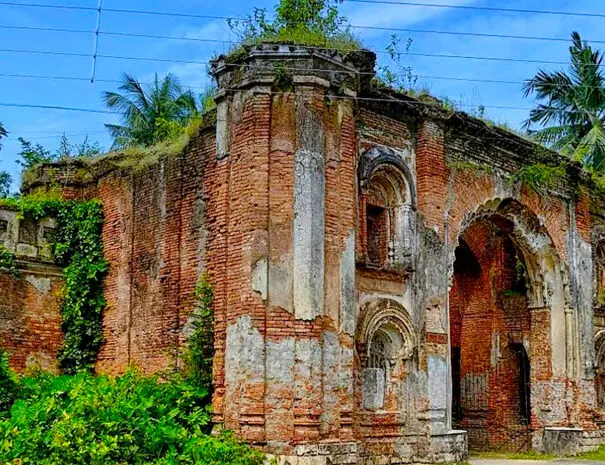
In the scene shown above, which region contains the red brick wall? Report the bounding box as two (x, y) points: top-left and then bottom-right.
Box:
(0, 269), (64, 372)
(96, 129), (215, 375)
(450, 218), (533, 450)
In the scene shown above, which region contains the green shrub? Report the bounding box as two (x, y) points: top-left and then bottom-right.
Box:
(0, 246), (18, 277)
(184, 276), (215, 390)
(0, 349), (16, 417)
(0, 194), (109, 374)
(514, 163), (567, 194)
(0, 371), (265, 465)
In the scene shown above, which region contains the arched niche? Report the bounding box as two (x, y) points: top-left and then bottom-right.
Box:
(358, 146), (416, 270)
(357, 298), (416, 411)
(450, 198), (567, 310)
(595, 330), (605, 410)
(448, 197), (574, 450)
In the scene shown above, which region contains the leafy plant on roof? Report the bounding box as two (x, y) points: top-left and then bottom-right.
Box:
(227, 0), (361, 51)
(377, 34), (417, 91)
(523, 31), (605, 172)
(16, 134), (103, 169)
(103, 73), (207, 149)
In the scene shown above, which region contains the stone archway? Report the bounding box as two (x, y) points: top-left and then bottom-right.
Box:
(358, 146), (416, 270)
(448, 198), (568, 452)
(356, 298), (416, 415)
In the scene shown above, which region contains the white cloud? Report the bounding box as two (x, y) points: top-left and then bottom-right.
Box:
(342, 0), (481, 32)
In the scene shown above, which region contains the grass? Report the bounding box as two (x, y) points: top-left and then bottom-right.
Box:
(224, 26), (363, 63)
(472, 444), (605, 461)
(473, 451), (557, 460)
(80, 116), (207, 173)
(575, 444), (605, 461)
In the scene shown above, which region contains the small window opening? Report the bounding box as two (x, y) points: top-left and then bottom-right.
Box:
(19, 219), (37, 245)
(512, 254), (528, 295)
(366, 204), (388, 267)
(363, 331), (388, 410)
(451, 346), (463, 423)
(512, 343), (531, 425)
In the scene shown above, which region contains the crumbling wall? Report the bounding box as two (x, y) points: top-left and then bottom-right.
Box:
(94, 128), (216, 375)
(0, 209), (64, 372)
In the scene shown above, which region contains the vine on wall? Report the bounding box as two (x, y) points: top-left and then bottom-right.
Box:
(0, 195), (108, 374)
(0, 245), (18, 276)
(184, 275), (215, 389)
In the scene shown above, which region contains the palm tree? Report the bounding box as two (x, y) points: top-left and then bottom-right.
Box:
(0, 122), (7, 151)
(103, 73), (199, 149)
(523, 32), (605, 172)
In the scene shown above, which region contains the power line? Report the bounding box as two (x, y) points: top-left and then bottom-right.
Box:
(0, 70), (523, 88)
(3, 21), (604, 47)
(3, 0), (605, 20)
(0, 90), (568, 115)
(342, 0), (605, 19)
(0, 48), (89, 58)
(0, 46), (580, 68)
(0, 103), (114, 114)
(3, 91), (600, 150)
(349, 25), (605, 45)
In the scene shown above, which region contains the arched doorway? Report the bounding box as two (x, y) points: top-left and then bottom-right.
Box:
(449, 205), (540, 452)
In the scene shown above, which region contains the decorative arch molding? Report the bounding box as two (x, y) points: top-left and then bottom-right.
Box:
(357, 298), (416, 362)
(358, 146), (416, 209)
(596, 330), (605, 367)
(357, 298), (417, 411)
(450, 197), (568, 309)
(358, 146), (417, 269)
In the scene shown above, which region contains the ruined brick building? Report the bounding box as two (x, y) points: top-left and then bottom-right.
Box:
(3, 45), (605, 463)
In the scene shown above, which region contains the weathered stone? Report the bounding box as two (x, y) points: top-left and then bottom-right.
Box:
(4, 42), (605, 464)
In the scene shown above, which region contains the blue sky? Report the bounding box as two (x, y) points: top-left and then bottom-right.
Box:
(1, 0), (604, 190)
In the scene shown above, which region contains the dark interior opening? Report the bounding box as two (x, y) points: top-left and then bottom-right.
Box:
(451, 346), (462, 423)
(366, 204), (388, 266)
(512, 343), (531, 425)
(453, 240), (481, 278)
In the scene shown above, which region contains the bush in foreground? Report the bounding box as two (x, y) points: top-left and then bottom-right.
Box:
(0, 370), (264, 465)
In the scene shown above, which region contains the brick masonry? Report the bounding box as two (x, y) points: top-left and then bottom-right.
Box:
(3, 44), (605, 462)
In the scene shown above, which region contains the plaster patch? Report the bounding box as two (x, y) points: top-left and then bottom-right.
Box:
(25, 275), (52, 294)
(251, 257), (268, 300)
(340, 231), (356, 335)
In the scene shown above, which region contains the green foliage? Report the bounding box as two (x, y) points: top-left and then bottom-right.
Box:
(0, 172), (11, 198)
(0, 370), (265, 465)
(103, 73), (203, 150)
(0, 122), (7, 151)
(514, 163), (567, 194)
(447, 159), (494, 175)
(523, 31), (605, 172)
(16, 137), (54, 169)
(227, 0), (361, 53)
(273, 62), (294, 90)
(184, 276), (215, 390)
(591, 171), (605, 196)
(377, 35), (417, 91)
(56, 135), (103, 160)
(576, 444), (605, 460)
(97, 117), (206, 173)
(53, 201), (108, 374)
(0, 348), (17, 416)
(16, 135), (103, 169)
(0, 245), (18, 277)
(0, 195), (108, 373)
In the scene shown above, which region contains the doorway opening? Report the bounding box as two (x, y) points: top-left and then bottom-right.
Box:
(449, 215), (532, 452)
